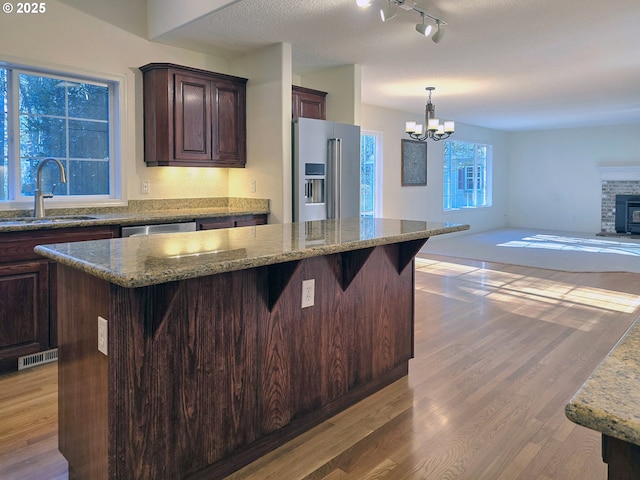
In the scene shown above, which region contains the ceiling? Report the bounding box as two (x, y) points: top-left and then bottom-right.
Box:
(155, 0), (640, 131)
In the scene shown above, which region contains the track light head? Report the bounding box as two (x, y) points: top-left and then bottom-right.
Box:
(432, 21), (445, 43)
(415, 13), (432, 36)
(380, 6), (397, 22)
(415, 23), (432, 36)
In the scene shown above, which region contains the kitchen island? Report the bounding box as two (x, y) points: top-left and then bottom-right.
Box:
(35, 218), (468, 479)
(565, 316), (640, 479)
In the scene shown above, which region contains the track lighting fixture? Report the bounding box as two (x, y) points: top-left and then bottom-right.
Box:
(357, 0), (448, 42)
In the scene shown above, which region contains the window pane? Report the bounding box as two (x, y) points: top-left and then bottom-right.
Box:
(69, 120), (108, 159)
(360, 134), (376, 217)
(443, 140), (491, 210)
(20, 158), (68, 196)
(19, 116), (66, 158)
(68, 160), (109, 195)
(16, 71), (113, 200)
(68, 83), (108, 120)
(19, 74), (66, 116)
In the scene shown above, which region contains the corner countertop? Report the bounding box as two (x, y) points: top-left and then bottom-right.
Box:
(34, 218), (469, 288)
(565, 316), (640, 446)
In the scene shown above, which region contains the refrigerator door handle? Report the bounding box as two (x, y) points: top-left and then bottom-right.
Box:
(327, 138), (342, 219)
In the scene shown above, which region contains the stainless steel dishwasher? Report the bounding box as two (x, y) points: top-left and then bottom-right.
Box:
(121, 221), (197, 237)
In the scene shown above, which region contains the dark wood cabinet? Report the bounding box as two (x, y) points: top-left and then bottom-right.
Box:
(292, 85), (327, 120)
(141, 63), (248, 168)
(196, 214), (267, 230)
(0, 260), (49, 373)
(0, 226), (118, 374)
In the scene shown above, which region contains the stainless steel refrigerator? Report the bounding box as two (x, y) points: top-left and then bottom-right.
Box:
(293, 117), (361, 222)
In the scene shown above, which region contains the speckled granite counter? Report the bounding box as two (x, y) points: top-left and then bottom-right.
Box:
(0, 197), (269, 232)
(35, 218), (468, 288)
(565, 316), (640, 446)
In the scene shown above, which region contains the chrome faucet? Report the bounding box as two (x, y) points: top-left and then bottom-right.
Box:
(34, 158), (67, 219)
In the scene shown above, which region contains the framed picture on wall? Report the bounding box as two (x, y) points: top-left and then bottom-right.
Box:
(401, 139), (427, 186)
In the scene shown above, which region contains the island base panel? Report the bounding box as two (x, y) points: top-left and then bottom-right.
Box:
(603, 434), (640, 480)
(57, 264), (109, 479)
(57, 244), (415, 479)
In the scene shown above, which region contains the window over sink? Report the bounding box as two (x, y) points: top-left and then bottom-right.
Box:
(0, 62), (122, 205)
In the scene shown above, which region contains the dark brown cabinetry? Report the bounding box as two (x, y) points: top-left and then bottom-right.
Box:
(292, 85), (327, 120)
(140, 63), (248, 168)
(0, 260), (49, 373)
(0, 226), (118, 374)
(196, 214), (267, 230)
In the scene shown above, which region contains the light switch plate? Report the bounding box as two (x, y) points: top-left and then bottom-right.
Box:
(98, 316), (108, 356)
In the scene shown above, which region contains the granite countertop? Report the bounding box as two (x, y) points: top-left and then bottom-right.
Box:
(34, 218), (469, 288)
(565, 316), (640, 445)
(0, 206), (269, 232)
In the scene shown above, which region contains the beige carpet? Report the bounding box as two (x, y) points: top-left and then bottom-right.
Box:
(420, 228), (640, 274)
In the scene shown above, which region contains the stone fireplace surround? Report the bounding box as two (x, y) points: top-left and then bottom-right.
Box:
(599, 167), (640, 233)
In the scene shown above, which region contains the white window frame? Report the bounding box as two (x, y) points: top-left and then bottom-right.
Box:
(360, 129), (383, 218)
(443, 138), (492, 211)
(0, 56), (126, 211)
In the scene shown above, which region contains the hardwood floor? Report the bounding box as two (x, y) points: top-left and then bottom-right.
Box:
(2, 255), (640, 479)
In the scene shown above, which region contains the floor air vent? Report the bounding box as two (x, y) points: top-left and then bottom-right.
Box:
(18, 348), (58, 370)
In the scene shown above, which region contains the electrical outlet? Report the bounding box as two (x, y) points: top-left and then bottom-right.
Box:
(98, 316), (108, 356)
(251, 179), (257, 193)
(301, 279), (315, 308)
(141, 180), (150, 194)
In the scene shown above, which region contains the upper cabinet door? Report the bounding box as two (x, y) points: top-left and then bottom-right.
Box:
(213, 80), (246, 167)
(140, 63), (248, 168)
(292, 86), (327, 120)
(174, 74), (212, 162)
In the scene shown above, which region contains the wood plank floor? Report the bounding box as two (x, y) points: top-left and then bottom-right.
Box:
(2, 255), (640, 479)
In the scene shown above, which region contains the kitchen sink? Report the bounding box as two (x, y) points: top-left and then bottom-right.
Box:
(0, 215), (98, 224)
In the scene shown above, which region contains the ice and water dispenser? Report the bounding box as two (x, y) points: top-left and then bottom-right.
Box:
(304, 163), (325, 205)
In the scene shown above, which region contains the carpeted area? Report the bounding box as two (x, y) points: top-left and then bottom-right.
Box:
(419, 228), (640, 274)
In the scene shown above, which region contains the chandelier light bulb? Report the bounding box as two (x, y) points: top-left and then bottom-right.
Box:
(444, 121), (455, 133)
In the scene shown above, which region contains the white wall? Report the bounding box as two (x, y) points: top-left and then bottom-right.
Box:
(300, 65), (362, 126)
(360, 104), (510, 236)
(0, 0), (233, 203)
(508, 123), (640, 233)
(229, 44), (292, 224)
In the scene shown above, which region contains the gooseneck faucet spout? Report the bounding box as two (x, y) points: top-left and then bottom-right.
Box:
(34, 158), (67, 219)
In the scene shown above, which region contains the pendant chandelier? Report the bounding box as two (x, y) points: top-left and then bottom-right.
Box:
(405, 87), (455, 142)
